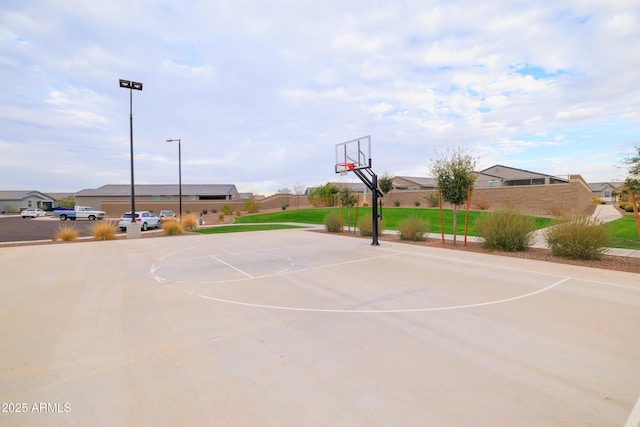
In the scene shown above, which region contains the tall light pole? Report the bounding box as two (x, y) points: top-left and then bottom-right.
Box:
(166, 138), (182, 221)
(119, 79), (143, 236)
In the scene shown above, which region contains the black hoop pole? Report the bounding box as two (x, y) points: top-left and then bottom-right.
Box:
(349, 166), (383, 247)
(371, 173), (380, 246)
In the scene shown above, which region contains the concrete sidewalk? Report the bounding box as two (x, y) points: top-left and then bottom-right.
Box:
(523, 204), (638, 258)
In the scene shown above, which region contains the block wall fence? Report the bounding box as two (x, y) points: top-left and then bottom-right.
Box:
(97, 175), (592, 218)
(386, 174), (593, 215)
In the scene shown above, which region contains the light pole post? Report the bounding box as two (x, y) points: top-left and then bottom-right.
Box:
(119, 79), (143, 238)
(166, 139), (182, 221)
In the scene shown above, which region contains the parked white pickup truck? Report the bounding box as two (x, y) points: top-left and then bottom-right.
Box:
(53, 206), (106, 221)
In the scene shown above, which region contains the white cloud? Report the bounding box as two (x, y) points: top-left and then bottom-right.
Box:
(0, 0), (638, 192)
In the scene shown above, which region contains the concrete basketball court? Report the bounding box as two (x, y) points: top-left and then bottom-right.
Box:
(1, 228), (640, 426)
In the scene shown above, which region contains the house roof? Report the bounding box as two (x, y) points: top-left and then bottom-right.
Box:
(75, 184), (238, 196)
(0, 190), (56, 201)
(588, 182), (624, 192)
(478, 165), (569, 182)
(393, 176), (437, 187)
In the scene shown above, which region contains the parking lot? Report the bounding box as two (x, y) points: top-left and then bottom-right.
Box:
(0, 215), (159, 243)
(0, 215), (100, 242)
(1, 229), (639, 426)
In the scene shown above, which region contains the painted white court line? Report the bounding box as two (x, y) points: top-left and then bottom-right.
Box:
(210, 254), (254, 278)
(152, 252), (399, 285)
(194, 276), (571, 313)
(625, 394), (640, 427)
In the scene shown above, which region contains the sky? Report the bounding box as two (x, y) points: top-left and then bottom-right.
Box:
(1, 0), (639, 195)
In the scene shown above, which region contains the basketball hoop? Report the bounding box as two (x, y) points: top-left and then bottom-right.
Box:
(337, 162), (355, 171)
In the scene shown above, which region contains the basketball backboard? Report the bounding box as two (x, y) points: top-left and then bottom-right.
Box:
(335, 135), (371, 174)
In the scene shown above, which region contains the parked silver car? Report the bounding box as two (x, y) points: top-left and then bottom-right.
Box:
(118, 211), (161, 231)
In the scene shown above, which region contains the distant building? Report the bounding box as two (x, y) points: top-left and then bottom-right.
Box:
(588, 182), (624, 202)
(74, 184), (240, 207)
(391, 176), (437, 191)
(475, 165), (569, 188)
(0, 191), (57, 213)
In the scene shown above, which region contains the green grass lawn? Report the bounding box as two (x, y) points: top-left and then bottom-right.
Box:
(199, 208), (640, 250)
(604, 216), (640, 250)
(233, 207), (554, 236)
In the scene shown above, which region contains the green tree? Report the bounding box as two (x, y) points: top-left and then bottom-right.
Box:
(622, 146), (640, 239)
(307, 183), (338, 207)
(339, 187), (358, 228)
(277, 187), (292, 194)
(378, 174), (393, 204)
(55, 196), (75, 208)
(624, 146), (640, 177)
(243, 198), (259, 213)
(339, 187), (358, 208)
(430, 147), (478, 245)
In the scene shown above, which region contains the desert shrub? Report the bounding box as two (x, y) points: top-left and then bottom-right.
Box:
(221, 204), (234, 215)
(244, 199), (259, 213)
(545, 215), (612, 260)
(182, 214), (199, 231)
(473, 199), (491, 210)
(362, 202), (369, 207)
(475, 208), (536, 252)
(218, 212), (225, 222)
(54, 224), (78, 241)
(202, 209), (208, 215)
(235, 210), (242, 216)
(324, 211), (342, 233)
(394, 200), (400, 207)
(91, 221), (118, 240)
(423, 192), (439, 207)
(619, 202), (636, 212)
(591, 197), (602, 205)
(281, 203), (289, 211)
(358, 215), (385, 237)
(397, 216), (429, 241)
(162, 220), (183, 236)
(547, 207), (565, 217)
(414, 200), (421, 207)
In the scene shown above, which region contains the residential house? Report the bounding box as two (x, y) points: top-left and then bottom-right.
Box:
(0, 191), (57, 213)
(391, 176), (437, 191)
(475, 165), (569, 188)
(588, 182), (624, 202)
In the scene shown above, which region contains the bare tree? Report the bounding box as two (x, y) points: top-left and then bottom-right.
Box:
(294, 182), (305, 210)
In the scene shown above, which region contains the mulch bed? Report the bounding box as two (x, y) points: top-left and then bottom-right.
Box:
(319, 230), (640, 274)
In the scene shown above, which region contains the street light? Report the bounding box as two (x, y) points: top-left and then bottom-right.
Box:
(166, 138), (182, 221)
(119, 79), (143, 237)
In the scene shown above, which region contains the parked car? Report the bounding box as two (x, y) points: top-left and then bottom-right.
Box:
(158, 210), (176, 220)
(21, 208), (47, 218)
(118, 211), (161, 231)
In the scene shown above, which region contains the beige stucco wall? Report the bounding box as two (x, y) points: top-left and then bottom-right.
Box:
(99, 195), (313, 218)
(83, 175), (593, 218)
(386, 175), (593, 216)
